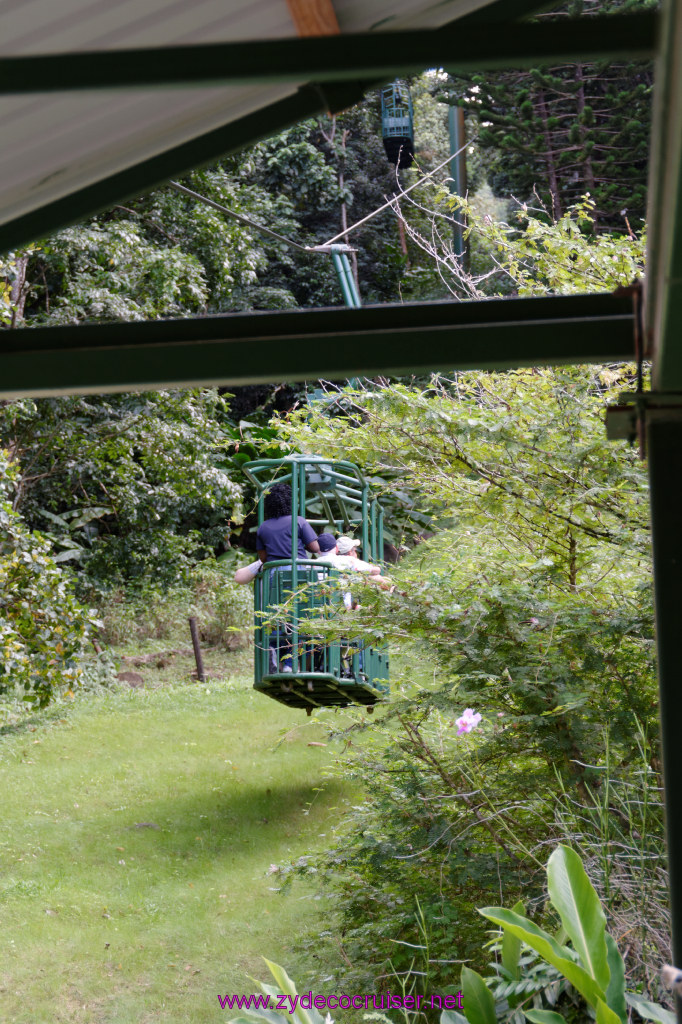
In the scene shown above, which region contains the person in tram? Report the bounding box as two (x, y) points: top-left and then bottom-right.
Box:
(232, 481), (319, 584)
(256, 482), (320, 563)
(253, 482), (320, 673)
(233, 558), (262, 585)
(316, 533), (393, 593)
(315, 533), (394, 678)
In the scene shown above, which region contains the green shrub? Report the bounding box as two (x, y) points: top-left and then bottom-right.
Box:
(0, 452), (97, 709)
(99, 557), (253, 650)
(278, 368), (658, 999)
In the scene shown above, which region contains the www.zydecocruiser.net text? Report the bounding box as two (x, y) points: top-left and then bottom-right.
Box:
(218, 991), (465, 1012)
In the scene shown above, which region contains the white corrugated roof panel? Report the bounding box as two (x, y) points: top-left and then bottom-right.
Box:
(0, 0), (493, 242)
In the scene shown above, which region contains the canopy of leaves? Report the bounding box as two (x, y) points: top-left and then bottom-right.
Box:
(440, 0), (655, 228)
(0, 390), (242, 590)
(278, 367), (656, 991)
(394, 190), (645, 300)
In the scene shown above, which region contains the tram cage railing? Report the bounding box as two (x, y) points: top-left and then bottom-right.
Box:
(380, 84), (414, 138)
(253, 558), (389, 689)
(242, 455), (385, 566)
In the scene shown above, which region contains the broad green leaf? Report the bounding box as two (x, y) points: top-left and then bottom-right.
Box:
(52, 548), (83, 562)
(596, 997), (623, 1024)
(69, 506), (113, 529)
(225, 1010), (286, 1024)
(261, 961), (326, 1024)
(441, 1011), (468, 1024)
(37, 508), (70, 528)
(546, 846), (609, 991)
(502, 899), (525, 982)
(604, 932), (627, 1022)
(525, 1011), (567, 1023)
(625, 992), (676, 1024)
(260, 960), (295, 994)
(461, 966), (496, 1024)
(479, 908), (606, 1009)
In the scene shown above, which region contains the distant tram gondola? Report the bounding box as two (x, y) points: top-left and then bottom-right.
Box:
(243, 456), (389, 713)
(381, 81), (415, 169)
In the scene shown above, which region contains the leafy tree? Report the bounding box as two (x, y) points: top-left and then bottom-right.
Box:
(16, 168), (303, 326)
(234, 106), (406, 306)
(0, 450), (97, 709)
(0, 390), (242, 590)
(393, 192), (645, 299)
(277, 363), (654, 993)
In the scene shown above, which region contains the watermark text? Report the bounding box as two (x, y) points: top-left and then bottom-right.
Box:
(217, 991), (464, 1013)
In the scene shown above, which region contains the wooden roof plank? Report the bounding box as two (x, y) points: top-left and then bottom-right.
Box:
(286, 0), (340, 36)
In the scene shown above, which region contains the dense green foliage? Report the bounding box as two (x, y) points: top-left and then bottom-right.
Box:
(232, 845), (675, 1024)
(394, 183), (646, 302)
(5, 104), (403, 328)
(278, 365), (658, 997)
(0, 390), (242, 590)
(452, 195), (645, 296)
(473, 845), (673, 1023)
(0, 450), (97, 709)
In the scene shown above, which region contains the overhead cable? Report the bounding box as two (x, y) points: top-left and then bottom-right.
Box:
(169, 141), (471, 257)
(320, 142), (472, 247)
(169, 180), (313, 252)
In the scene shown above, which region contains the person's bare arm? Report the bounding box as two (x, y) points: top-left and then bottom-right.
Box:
(306, 540), (320, 554)
(257, 549), (267, 563)
(367, 573), (393, 590)
(234, 567), (256, 584)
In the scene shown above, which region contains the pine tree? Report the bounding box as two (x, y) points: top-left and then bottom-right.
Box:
(443, 0), (655, 229)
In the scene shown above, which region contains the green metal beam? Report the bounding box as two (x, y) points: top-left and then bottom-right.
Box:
(0, 294), (634, 398)
(0, 84), (372, 255)
(0, 14), (657, 94)
(647, 410), (682, 990)
(647, 0), (682, 389)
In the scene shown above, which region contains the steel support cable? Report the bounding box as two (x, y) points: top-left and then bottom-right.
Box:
(320, 143), (470, 247)
(169, 141), (470, 258)
(168, 179), (312, 251)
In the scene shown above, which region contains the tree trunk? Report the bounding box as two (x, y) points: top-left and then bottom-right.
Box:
(535, 88), (563, 220)
(9, 255), (29, 327)
(575, 63), (597, 224)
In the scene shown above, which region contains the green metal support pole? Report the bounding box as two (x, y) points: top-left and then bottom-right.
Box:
(291, 463), (299, 674)
(361, 486), (370, 558)
(342, 255), (361, 309)
(647, 409), (682, 1008)
(448, 105), (468, 270)
(342, 252), (358, 307)
(298, 461), (307, 519)
(331, 246), (361, 309)
(331, 249), (355, 308)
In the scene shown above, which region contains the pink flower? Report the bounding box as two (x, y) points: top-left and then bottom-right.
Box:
(456, 708), (482, 735)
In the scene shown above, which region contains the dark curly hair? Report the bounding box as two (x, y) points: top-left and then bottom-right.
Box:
(264, 482), (292, 519)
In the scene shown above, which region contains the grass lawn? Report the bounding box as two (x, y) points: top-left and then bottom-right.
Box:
(0, 668), (359, 1023)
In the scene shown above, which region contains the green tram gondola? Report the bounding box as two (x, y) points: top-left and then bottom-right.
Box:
(380, 81), (415, 169)
(243, 455), (390, 713)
